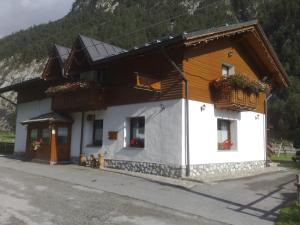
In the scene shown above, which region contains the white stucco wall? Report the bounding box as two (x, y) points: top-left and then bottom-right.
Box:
(14, 97), (265, 167)
(187, 100), (266, 165)
(14, 98), (52, 153)
(70, 99), (184, 166)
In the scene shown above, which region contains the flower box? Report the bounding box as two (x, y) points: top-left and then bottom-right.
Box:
(45, 81), (93, 95)
(211, 74), (268, 111)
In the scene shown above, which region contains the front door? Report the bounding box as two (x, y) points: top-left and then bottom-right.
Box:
(26, 124), (51, 161)
(56, 126), (71, 162)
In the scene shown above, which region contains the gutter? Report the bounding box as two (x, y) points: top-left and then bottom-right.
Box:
(160, 47), (190, 177)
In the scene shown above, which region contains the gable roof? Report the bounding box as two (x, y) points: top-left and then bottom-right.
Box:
(21, 112), (73, 125)
(42, 44), (71, 80)
(79, 35), (127, 62)
(184, 20), (289, 86)
(54, 44), (72, 67)
(64, 35), (127, 75)
(85, 20), (289, 87)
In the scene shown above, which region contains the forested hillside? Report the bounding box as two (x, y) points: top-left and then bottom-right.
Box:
(0, 0), (299, 145)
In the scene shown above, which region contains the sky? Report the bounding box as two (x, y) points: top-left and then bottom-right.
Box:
(0, 0), (75, 38)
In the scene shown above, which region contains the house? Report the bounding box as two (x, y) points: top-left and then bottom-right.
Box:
(0, 21), (289, 177)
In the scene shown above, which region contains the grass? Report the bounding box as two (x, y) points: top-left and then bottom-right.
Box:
(271, 153), (300, 170)
(271, 154), (294, 161)
(276, 201), (300, 225)
(0, 131), (15, 143)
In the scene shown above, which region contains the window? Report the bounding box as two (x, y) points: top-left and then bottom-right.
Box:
(80, 71), (98, 82)
(217, 119), (234, 150)
(130, 117), (145, 148)
(93, 120), (103, 146)
(30, 129), (38, 142)
(42, 128), (50, 145)
(222, 64), (234, 77)
(57, 127), (68, 145)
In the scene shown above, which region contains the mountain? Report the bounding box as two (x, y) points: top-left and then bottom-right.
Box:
(0, 0), (299, 144)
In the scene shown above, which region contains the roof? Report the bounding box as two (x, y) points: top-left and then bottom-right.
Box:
(21, 112), (73, 125)
(54, 44), (71, 66)
(0, 78), (42, 94)
(88, 20), (289, 87)
(79, 35), (127, 62)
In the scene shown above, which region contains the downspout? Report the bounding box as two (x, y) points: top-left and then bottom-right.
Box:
(160, 47), (190, 177)
(265, 94), (272, 166)
(79, 111), (85, 156)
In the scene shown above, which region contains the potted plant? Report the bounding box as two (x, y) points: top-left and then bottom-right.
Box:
(211, 74), (270, 94)
(32, 139), (43, 151)
(45, 81), (92, 95)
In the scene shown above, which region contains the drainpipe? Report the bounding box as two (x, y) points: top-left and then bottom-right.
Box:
(265, 93), (272, 166)
(79, 111), (85, 155)
(160, 48), (190, 177)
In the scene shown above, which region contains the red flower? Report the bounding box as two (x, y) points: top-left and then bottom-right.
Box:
(222, 139), (233, 149)
(130, 138), (138, 145)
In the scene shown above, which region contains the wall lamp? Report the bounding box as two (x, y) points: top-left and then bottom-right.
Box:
(200, 104), (206, 112)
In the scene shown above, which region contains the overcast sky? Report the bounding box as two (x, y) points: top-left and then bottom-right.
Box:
(0, 0), (75, 38)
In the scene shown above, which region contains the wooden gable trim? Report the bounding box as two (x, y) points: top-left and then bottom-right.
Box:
(184, 23), (289, 87)
(41, 57), (52, 80)
(64, 37), (93, 76)
(252, 25), (289, 86)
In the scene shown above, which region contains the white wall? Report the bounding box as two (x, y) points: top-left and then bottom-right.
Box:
(70, 99), (184, 166)
(188, 100), (265, 165)
(14, 98), (52, 153)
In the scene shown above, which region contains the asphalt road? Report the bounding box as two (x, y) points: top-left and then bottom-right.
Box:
(0, 159), (223, 225)
(0, 156), (296, 225)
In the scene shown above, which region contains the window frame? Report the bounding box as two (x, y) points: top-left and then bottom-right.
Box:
(57, 127), (69, 145)
(41, 128), (50, 146)
(129, 117), (145, 148)
(217, 119), (233, 151)
(221, 64), (234, 77)
(93, 120), (103, 147)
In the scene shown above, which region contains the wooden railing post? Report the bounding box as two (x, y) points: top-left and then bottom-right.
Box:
(296, 174), (300, 216)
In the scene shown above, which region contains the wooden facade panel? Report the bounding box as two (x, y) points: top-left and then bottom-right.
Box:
(102, 48), (184, 107)
(183, 38), (267, 113)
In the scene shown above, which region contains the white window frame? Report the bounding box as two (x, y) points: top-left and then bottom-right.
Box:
(222, 64), (235, 77)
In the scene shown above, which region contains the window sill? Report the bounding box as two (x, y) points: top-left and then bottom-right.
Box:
(217, 149), (238, 152)
(123, 147), (145, 151)
(86, 144), (102, 148)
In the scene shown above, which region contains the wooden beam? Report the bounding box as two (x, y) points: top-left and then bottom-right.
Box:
(0, 95), (17, 106)
(50, 125), (58, 164)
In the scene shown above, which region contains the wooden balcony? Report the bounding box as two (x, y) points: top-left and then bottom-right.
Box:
(51, 88), (106, 112)
(213, 85), (258, 111)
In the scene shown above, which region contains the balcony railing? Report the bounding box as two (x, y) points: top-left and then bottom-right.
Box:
(213, 85), (258, 111)
(46, 82), (106, 112)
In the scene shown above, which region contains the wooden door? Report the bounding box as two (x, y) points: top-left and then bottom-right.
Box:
(26, 126), (38, 158)
(36, 127), (51, 160)
(26, 124), (51, 161)
(56, 125), (71, 161)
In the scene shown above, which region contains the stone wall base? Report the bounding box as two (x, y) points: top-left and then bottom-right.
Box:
(189, 160), (266, 177)
(104, 159), (266, 178)
(105, 159), (183, 178)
